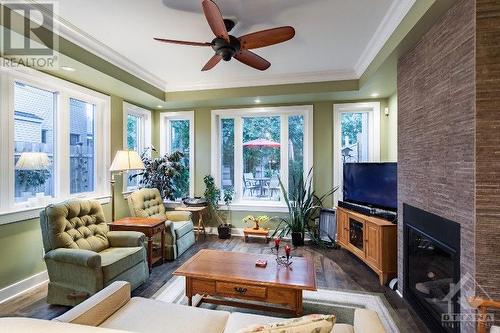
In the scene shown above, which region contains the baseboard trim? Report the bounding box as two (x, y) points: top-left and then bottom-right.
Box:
(0, 270), (48, 304)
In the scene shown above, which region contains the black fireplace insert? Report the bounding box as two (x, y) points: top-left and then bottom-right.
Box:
(403, 204), (461, 333)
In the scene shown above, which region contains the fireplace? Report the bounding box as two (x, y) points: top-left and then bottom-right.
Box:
(403, 204), (461, 333)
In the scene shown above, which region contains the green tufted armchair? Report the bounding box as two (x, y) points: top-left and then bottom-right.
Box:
(127, 188), (195, 260)
(39, 199), (149, 306)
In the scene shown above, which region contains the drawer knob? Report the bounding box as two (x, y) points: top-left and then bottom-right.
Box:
(234, 287), (247, 294)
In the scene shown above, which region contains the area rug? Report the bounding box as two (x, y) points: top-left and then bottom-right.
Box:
(152, 276), (400, 333)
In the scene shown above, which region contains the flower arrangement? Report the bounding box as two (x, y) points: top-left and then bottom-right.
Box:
(242, 215), (270, 230)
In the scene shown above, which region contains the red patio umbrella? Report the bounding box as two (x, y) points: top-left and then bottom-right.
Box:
(243, 139), (280, 179)
(242, 139), (281, 148)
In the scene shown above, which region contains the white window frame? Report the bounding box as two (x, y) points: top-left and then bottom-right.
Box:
(0, 64), (111, 225)
(123, 102), (151, 193)
(333, 102), (381, 205)
(159, 111), (195, 200)
(211, 105), (314, 212)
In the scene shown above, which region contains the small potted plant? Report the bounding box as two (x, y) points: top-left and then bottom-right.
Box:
(242, 215), (270, 230)
(203, 175), (234, 239)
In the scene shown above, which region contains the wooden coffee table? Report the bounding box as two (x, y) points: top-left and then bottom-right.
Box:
(243, 227), (270, 243)
(173, 249), (316, 316)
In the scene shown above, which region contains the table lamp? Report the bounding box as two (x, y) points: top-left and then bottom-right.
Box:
(15, 152), (50, 170)
(15, 152), (51, 200)
(109, 150), (145, 221)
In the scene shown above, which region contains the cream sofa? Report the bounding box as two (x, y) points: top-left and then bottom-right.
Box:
(0, 282), (387, 333)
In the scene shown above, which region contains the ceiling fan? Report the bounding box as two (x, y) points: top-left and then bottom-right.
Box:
(154, 0), (295, 71)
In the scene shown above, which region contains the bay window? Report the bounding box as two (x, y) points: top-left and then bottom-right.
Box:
(211, 106), (313, 210)
(0, 66), (110, 222)
(159, 111), (194, 200)
(123, 103), (151, 192)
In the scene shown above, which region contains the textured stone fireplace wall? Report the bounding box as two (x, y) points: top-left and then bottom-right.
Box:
(399, 0), (500, 329)
(397, 0), (476, 325)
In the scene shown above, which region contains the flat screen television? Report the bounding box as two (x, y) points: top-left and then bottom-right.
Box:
(343, 162), (397, 211)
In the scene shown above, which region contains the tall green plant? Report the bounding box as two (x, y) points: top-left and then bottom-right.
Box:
(203, 175), (233, 225)
(272, 168), (338, 240)
(129, 147), (186, 201)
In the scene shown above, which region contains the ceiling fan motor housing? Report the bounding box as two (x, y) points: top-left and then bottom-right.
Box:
(212, 36), (240, 61)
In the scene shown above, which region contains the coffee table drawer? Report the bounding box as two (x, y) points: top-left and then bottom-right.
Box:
(192, 278), (215, 294)
(216, 282), (267, 299)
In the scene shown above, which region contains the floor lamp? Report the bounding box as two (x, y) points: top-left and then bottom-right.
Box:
(109, 150), (145, 221)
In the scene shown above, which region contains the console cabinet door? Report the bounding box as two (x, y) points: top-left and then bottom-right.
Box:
(336, 210), (348, 246)
(365, 222), (380, 267)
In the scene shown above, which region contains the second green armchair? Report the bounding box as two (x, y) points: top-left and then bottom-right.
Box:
(127, 188), (195, 260)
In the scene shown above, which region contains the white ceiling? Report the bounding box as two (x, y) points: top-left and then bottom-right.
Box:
(54, 0), (413, 92)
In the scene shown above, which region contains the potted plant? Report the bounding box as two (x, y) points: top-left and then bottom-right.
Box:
(129, 147), (187, 201)
(242, 215), (270, 230)
(272, 168), (338, 246)
(203, 175), (234, 239)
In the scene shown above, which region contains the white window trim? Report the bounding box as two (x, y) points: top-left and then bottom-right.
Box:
(211, 105), (313, 211)
(333, 102), (381, 205)
(122, 102), (151, 193)
(159, 111), (195, 199)
(0, 64), (111, 223)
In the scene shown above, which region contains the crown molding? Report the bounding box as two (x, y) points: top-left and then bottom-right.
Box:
(26, 0), (414, 94)
(354, 0), (416, 77)
(165, 68), (357, 92)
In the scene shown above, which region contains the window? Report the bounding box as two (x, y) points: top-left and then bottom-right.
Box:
(123, 103), (151, 192)
(211, 106), (313, 210)
(333, 102), (380, 204)
(160, 111), (194, 200)
(70, 98), (96, 194)
(0, 66), (110, 218)
(13, 82), (56, 203)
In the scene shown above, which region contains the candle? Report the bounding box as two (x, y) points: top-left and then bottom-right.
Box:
(285, 244), (291, 259)
(274, 238), (281, 250)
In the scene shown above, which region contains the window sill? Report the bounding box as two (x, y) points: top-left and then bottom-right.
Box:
(220, 202), (289, 213)
(0, 194), (111, 226)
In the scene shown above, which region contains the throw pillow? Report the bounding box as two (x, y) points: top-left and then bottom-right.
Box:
(236, 314), (336, 333)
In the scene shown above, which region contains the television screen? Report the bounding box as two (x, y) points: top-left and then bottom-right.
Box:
(343, 162), (397, 211)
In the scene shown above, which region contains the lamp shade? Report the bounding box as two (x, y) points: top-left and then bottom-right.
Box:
(15, 152), (50, 170)
(110, 150), (145, 172)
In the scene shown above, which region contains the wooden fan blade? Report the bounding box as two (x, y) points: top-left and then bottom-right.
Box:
(234, 50), (271, 71)
(239, 26), (295, 50)
(154, 38), (212, 47)
(202, 0), (229, 42)
(202, 54), (222, 71)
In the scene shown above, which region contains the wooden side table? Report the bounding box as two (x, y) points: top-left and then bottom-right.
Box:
(175, 206), (209, 241)
(243, 227), (270, 243)
(109, 217), (166, 272)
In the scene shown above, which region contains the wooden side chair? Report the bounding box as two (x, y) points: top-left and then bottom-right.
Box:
(469, 297), (500, 333)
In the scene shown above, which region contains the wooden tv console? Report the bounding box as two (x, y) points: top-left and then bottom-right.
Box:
(336, 207), (397, 285)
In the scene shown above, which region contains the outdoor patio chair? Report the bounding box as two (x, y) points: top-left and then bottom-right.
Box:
(265, 175), (281, 199)
(243, 173), (259, 197)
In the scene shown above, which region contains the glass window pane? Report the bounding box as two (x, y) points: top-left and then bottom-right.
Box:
(14, 82), (55, 203)
(126, 114), (141, 190)
(242, 116), (281, 201)
(169, 120), (190, 199)
(288, 115), (304, 190)
(220, 118), (234, 196)
(70, 98), (95, 194)
(341, 112), (369, 163)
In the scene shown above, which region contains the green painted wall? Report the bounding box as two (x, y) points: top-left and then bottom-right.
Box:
(165, 98), (397, 228)
(387, 94), (398, 161)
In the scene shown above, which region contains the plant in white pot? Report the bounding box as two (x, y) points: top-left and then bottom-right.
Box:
(272, 168), (338, 246)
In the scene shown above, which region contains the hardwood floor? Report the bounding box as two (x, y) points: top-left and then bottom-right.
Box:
(0, 235), (429, 332)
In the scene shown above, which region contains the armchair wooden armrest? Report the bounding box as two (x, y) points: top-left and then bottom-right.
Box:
(469, 297), (500, 333)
